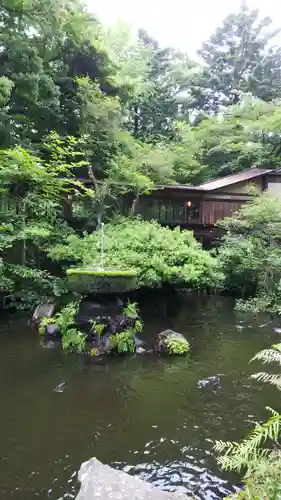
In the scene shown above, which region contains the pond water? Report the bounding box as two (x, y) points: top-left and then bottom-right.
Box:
(0, 294), (280, 500)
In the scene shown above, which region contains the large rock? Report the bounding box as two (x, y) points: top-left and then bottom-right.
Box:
(76, 298), (124, 327)
(32, 301), (55, 324)
(44, 323), (61, 339)
(76, 458), (188, 500)
(154, 329), (189, 355)
(106, 315), (135, 335)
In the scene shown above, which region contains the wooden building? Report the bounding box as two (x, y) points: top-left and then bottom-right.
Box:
(135, 168), (281, 245)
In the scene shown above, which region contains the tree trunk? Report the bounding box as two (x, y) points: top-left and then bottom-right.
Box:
(130, 194), (140, 216)
(133, 104), (139, 138)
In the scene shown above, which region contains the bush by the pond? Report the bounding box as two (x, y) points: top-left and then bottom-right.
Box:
(217, 193), (281, 313)
(49, 218), (223, 290)
(215, 343), (281, 499)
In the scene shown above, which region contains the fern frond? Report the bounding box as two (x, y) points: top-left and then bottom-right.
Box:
(265, 406), (279, 416)
(251, 372), (281, 389)
(215, 409), (281, 472)
(251, 347), (281, 365)
(217, 448), (271, 472)
(213, 440), (239, 455)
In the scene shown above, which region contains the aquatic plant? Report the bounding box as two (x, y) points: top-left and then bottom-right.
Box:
(123, 301), (143, 334)
(39, 301), (86, 353)
(109, 329), (136, 354)
(90, 319), (106, 344)
(61, 327), (85, 353)
(166, 336), (190, 355)
(123, 301), (139, 318)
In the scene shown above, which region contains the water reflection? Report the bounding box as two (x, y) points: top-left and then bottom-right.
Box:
(0, 295), (279, 499)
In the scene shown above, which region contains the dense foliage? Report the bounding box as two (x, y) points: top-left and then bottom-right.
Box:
(0, 134), (95, 307)
(166, 336), (190, 356)
(2, 0), (281, 306)
(216, 193), (281, 313)
(215, 343), (281, 499)
(1, 0), (281, 187)
(40, 301), (86, 352)
(49, 218), (223, 290)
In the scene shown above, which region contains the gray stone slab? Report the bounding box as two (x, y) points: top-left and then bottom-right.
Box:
(76, 458), (189, 500)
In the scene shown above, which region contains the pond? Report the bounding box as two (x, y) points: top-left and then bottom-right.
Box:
(0, 294), (280, 500)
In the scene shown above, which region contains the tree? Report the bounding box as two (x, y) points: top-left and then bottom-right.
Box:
(0, 0), (122, 147)
(195, 4), (281, 112)
(107, 137), (175, 214)
(128, 29), (198, 142)
(172, 96), (281, 183)
(0, 134), (95, 308)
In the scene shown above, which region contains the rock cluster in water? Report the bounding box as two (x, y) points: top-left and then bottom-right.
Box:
(33, 299), (190, 357)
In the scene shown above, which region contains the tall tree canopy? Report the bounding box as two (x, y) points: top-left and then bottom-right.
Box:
(2, 0), (281, 189)
(193, 4), (281, 111)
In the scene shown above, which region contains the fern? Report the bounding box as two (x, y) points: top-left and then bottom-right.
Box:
(251, 372), (281, 390)
(251, 344), (281, 365)
(215, 341), (281, 499)
(123, 300), (139, 318)
(215, 408), (281, 472)
(250, 343), (281, 390)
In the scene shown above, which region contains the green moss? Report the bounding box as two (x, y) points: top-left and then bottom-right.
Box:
(166, 337), (190, 355)
(66, 267), (137, 294)
(66, 268), (136, 277)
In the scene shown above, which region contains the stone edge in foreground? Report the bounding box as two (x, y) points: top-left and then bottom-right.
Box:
(76, 457), (189, 499)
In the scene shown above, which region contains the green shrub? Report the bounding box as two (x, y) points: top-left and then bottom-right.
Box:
(123, 301), (139, 318)
(39, 301), (86, 353)
(61, 327), (85, 353)
(0, 137), (95, 309)
(217, 193), (281, 312)
(50, 218), (223, 290)
(109, 329), (135, 354)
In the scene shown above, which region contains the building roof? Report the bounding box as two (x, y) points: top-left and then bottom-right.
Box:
(159, 168), (272, 193)
(267, 166), (281, 175)
(197, 168), (272, 191)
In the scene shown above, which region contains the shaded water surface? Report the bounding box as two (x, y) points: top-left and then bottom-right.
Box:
(0, 294), (280, 499)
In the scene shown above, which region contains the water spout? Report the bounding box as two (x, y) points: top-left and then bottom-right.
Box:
(100, 222), (104, 270)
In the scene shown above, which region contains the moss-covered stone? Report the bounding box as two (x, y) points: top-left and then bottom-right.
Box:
(154, 330), (190, 356)
(66, 268), (137, 294)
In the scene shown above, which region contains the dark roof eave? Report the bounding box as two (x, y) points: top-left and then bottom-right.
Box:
(155, 185), (204, 192)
